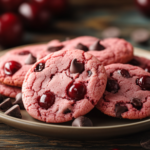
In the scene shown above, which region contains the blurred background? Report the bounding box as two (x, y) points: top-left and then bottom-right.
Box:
(0, 0), (150, 50)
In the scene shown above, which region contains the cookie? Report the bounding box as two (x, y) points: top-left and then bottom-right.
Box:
(0, 82), (21, 98)
(96, 63), (150, 119)
(0, 44), (46, 87)
(22, 49), (107, 123)
(38, 36), (133, 66)
(128, 56), (150, 73)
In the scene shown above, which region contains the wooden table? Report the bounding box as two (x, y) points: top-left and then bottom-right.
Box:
(1, 3), (150, 150)
(0, 122), (147, 150)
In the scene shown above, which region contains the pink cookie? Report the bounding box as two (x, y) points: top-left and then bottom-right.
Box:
(0, 82), (21, 98)
(97, 63), (150, 119)
(128, 56), (150, 73)
(0, 44), (46, 87)
(38, 36), (133, 66)
(22, 49), (107, 123)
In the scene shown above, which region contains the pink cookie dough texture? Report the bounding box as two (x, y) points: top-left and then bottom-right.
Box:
(38, 36), (133, 66)
(0, 82), (21, 98)
(0, 44), (46, 87)
(22, 49), (107, 123)
(97, 63), (150, 119)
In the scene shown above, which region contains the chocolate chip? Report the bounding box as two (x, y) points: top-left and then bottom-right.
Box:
(47, 45), (64, 52)
(25, 54), (36, 65)
(106, 79), (120, 93)
(118, 69), (130, 78)
(72, 116), (93, 127)
(34, 63), (45, 72)
(13, 93), (24, 109)
(115, 104), (128, 118)
(70, 59), (84, 74)
(140, 133), (150, 149)
(5, 104), (22, 119)
(63, 108), (71, 114)
(87, 70), (92, 76)
(131, 29), (150, 45)
(0, 94), (5, 103)
(75, 43), (88, 52)
(0, 98), (12, 112)
(131, 98), (142, 110)
(89, 40), (105, 51)
(102, 27), (121, 38)
(128, 59), (141, 66)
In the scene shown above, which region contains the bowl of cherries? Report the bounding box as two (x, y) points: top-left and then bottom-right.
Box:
(0, 0), (68, 48)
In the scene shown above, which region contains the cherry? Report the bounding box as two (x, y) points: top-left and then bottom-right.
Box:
(144, 65), (150, 73)
(48, 0), (68, 15)
(30, 0), (48, 9)
(106, 79), (120, 93)
(18, 2), (51, 30)
(135, 0), (150, 17)
(18, 50), (30, 55)
(4, 61), (22, 75)
(0, 13), (23, 48)
(38, 91), (55, 109)
(118, 69), (130, 78)
(0, 0), (24, 12)
(34, 63), (45, 72)
(136, 76), (150, 90)
(68, 83), (86, 100)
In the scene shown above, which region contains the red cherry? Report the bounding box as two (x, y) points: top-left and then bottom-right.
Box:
(144, 65), (150, 73)
(30, 0), (48, 8)
(68, 83), (86, 100)
(0, 0), (25, 12)
(18, 50), (30, 55)
(38, 92), (55, 109)
(4, 61), (22, 75)
(136, 76), (150, 90)
(0, 13), (23, 47)
(118, 69), (130, 78)
(18, 2), (51, 30)
(48, 0), (68, 15)
(135, 0), (150, 17)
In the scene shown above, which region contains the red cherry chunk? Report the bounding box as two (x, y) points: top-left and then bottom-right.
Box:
(4, 61), (22, 75)
(118, 69), (130, 78)
(68, 83), (86, 100)
(144, 65), (150, 73)
(39, 92), (55, 109)
(34, 63), (45, 72)
(106, 79), (120, 93)
(18, 51), (30, 55)
(136, 76), (150, 90)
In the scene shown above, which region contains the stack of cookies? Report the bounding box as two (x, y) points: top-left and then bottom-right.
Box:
(1, 36), (150, 127)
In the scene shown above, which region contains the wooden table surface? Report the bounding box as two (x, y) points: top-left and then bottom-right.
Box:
(1, 3), (150, 150)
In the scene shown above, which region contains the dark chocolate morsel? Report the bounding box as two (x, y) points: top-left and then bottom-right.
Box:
(106, 79), (120, 93)
(34, 63), (45, 72)
(128, 59), (141, 66)
(75, 43), (88, 52)
(0, 98), (12, 112)
(5, 104), (22, 119)
(87, 70), (92, 77)
(115, 104), (128, 118)
(13, 93), (24, 109)
(47, 45), (64, 52)
(131, 98), (142, 110)
(0, 94), (5, 103)
(140, 133), (150, 149)
(89, 40), (105, 51)
(70, 59), (84, 73)
(72, 116), (93, 127)
(25, 54), (36, 65)
(63, 108), (71, 114)
(102, 27), (121, 39)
